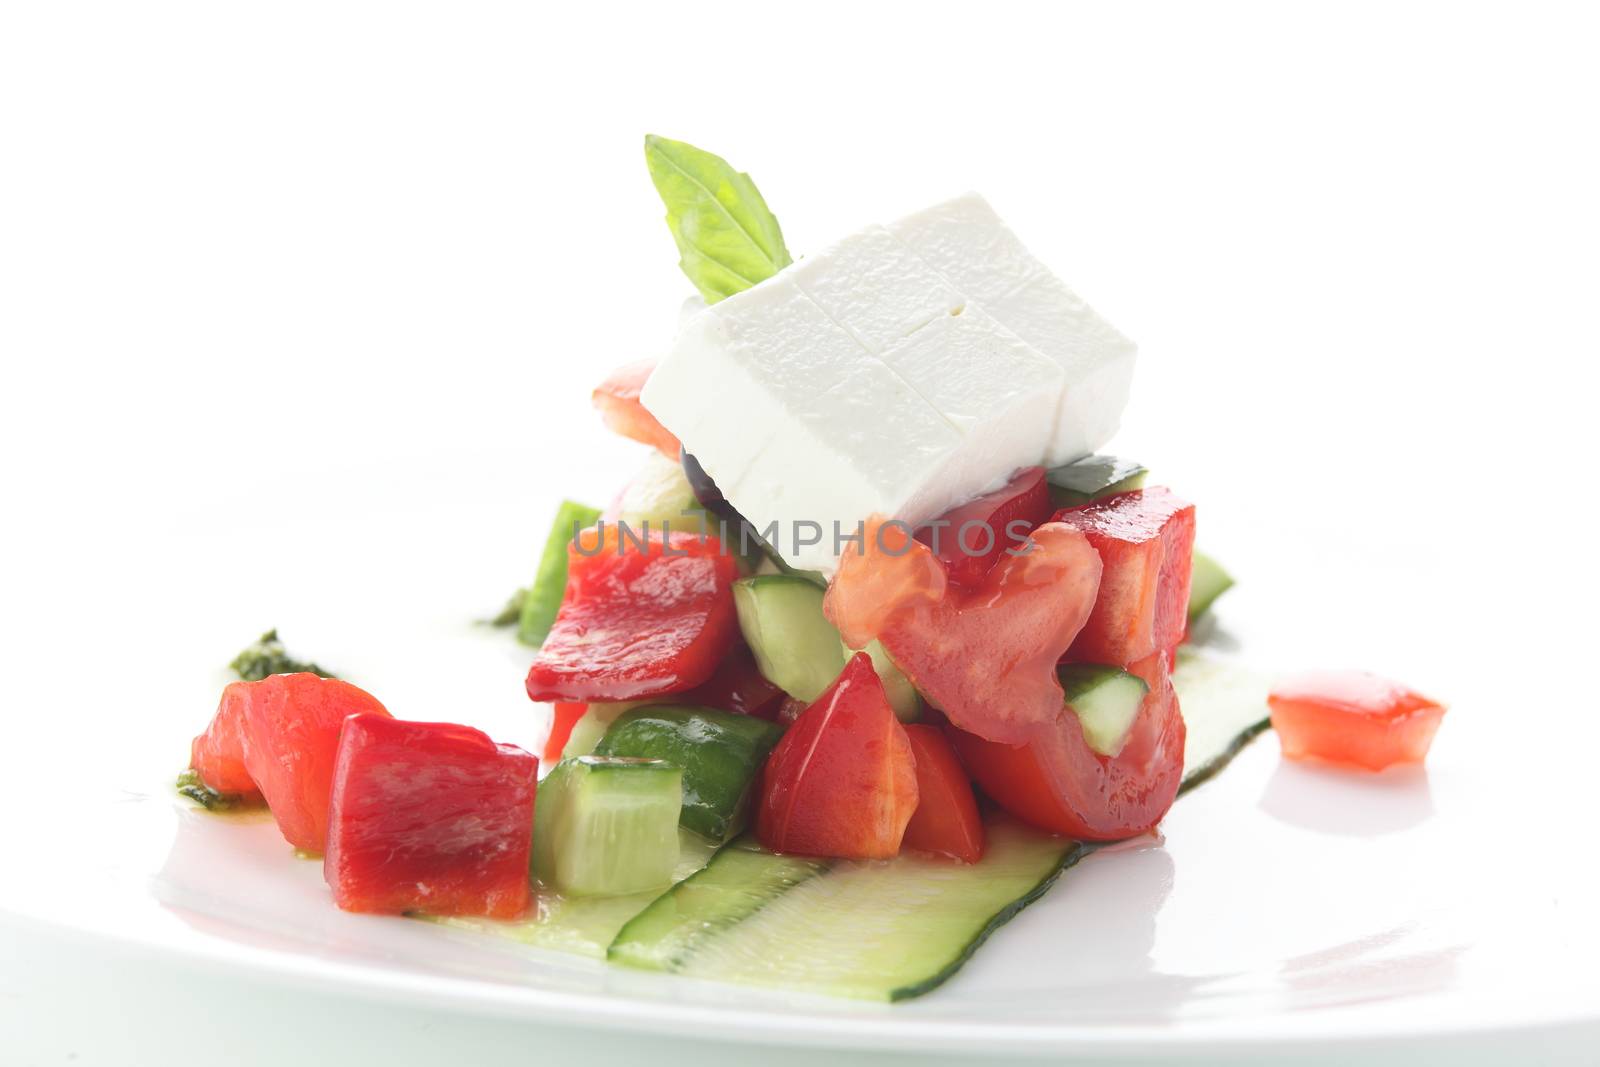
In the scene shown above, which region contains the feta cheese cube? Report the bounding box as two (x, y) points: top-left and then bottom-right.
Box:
(642, 193), (1136, 572)
(889, 193), (1136, 464)
(878, 307), (1064, 494)
(790, 225), (963, 353)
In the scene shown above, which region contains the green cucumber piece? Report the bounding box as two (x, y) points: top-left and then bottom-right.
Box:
(1187, 551), (1235, 621)
(732, 576), (846, 702)
(518, 499), (603, 647)
(1172, 647), (1272, 793)
(608, 843), (831, 972)
(602, 652), (1271, 1001)
(532, 756), (684, 897)
(755, 542), (828, 589)
(615, 451), (708, 537)
(431, 830), (718, 958)
(841, 638), (923, 722)
(559, 702), (640, 759)
(609, 817), (1084, 1001)
(594, 705), (783, 843)
(1045, 454), (1147, 508)
(1060, 664), (1148, 757)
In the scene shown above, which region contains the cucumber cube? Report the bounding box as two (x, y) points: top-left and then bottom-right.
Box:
(1061, 664), (1149, 757)
(532, 756), (683, 897)
(732, 576), (846, 702)
(1045, 455), (1147, 508)
(595, 706), (782, 842)
(1187, 552), (1235, 621)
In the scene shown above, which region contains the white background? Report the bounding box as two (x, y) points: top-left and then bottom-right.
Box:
(3, 2), (1598, 1064)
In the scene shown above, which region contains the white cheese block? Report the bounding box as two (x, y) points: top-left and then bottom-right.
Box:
(790, 225), (963, 353)
(887, 193), (1136, 466)
(877, 306), (1064, 496)
(646, 279), (966, 571)
(642, 193), (1136, 572)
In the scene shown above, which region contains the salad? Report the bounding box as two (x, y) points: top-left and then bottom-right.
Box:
(181, 137), (1447, 1001)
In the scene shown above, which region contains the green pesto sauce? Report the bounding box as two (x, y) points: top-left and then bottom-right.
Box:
(229, 629), (336, 682)
(174, 769), (259, 813)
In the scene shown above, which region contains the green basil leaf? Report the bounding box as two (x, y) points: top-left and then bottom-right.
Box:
(644, 135), (791, 304)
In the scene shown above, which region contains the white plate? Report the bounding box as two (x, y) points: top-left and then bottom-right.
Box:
(4, 444), (1598, 1064)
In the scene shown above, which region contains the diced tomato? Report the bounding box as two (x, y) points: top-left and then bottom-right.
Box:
(951, 651), (1186, 841)
(525, 525), (740, 703)
(1052, 488), (1196, 668)
(325, 714), (537, 918)
(593, 359), (681, 459)
(233, 674), (392, 852)
(543, 702), (587, 764)
(757, 653), (918, 860)
(916, 467), (1053, 590)
(902, 725), (985, 863)
(826, 517), (1102, 745)
(190, 686), (263, 800)
(1268, 671), (1446, 771)
(678, 643), (787, 720)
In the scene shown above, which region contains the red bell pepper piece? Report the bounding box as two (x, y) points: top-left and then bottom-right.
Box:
(543, 702), (587, 764)
(230, 673), (392, 852)
(1052, 488), (1196, 668)
(190, 685), (264, 801)
(325, 714), (537, 918)
(678, 643), (787, 720)
(525, 525), (740, 703)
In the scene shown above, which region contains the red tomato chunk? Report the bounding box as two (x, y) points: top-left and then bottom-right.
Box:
(952, 651), (1186, 841)
(1269, 671), (1446, 771)
(1053, 488), (1196, 668)
(325, 714), (537, 919)
(226, 673), (392, 852)
(902, 725), (985, 863)
(915, 466), (1053, 591)
(525, 525), (740, 703)
(593, 359), (681, 459)
(826, 517), (1102, 745)
(757, 653), (917, 860)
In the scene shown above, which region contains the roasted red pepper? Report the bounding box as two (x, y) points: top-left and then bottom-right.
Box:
(525, 525), (740, 703)
(1052, 488), (1196, 667)
(325, 714), (537, 918)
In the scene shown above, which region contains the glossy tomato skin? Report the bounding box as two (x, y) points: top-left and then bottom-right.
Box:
(593, 359), (681, 459)
(826, 518), (1102, 745)
(234, 674), (392, 852)
(325, 714), (537, 918)
(190, 685), (263, 799)
(678, 643), (787, 720)
(525, 526), (740, 703)
(757, 653), (918, 860)
(1052, 488), (1196, 668)
(1268, 671), (1446, 771)
(951, 651), (1186, 842)
(902, 725), (985, 863)
(916, 467), (1053, 590)
(542, 702), (587, 764)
